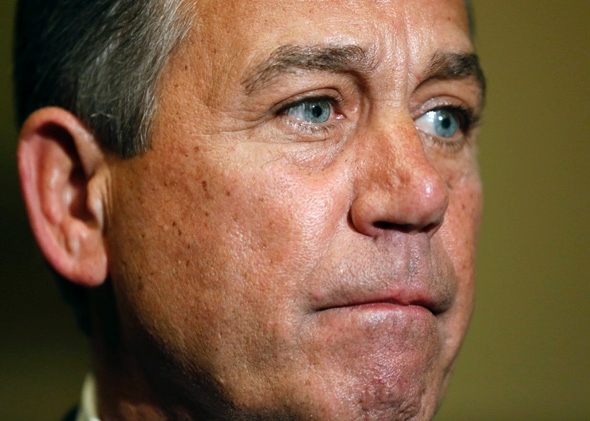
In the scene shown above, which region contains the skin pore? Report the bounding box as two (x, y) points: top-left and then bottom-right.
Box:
(91, 0), (485, 419)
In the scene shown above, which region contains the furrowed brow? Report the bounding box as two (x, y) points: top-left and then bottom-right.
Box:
(243, 44), (375, 94)
(423, 51), (487, 103)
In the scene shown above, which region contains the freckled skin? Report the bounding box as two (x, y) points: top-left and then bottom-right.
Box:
(99, 0), (482, 420)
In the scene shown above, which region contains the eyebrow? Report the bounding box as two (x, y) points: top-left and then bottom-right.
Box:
(242, 44), (486, 103)
(422, 51), (487, 102)
(243, 44), (376, 94)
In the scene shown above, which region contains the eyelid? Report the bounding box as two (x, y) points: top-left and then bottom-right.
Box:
(413, 86), (483, 122)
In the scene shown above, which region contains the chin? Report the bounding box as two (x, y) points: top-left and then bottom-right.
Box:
(229, 351), (448, 421)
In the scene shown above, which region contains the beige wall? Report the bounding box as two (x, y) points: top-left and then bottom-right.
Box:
(437, 1), (590, 419)
(1, 1), (588, 419)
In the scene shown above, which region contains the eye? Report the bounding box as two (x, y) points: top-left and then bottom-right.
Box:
(284, 99), (333, 124)
(415, 108), (462, 138)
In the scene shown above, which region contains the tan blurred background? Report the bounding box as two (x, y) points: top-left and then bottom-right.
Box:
(1, 1), (588, 420)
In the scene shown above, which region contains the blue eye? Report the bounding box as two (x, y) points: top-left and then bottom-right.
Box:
(415, 109), (461, 138)
(285, 99), (332, 123)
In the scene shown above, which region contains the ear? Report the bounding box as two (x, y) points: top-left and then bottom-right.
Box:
(18, 107), (109, 287)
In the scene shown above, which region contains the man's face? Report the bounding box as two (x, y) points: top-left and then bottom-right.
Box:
(105, 0), (483, 419)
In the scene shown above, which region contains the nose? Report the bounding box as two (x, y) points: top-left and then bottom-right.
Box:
(350, 118), (449, 238)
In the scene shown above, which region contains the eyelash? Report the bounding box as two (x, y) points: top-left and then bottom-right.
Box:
(443, 105), (479, 133)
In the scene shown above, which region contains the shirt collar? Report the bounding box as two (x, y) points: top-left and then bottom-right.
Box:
(75, 373), (101, 421)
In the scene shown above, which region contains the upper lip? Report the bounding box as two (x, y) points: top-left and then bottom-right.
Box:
(309, 236), (456, 316)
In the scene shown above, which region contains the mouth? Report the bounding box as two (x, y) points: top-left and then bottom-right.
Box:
(314, 291), (452, 317)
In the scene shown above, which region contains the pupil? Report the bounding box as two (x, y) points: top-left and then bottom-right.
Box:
(311, 105), (323, 118)
(440, 116), (451, 129)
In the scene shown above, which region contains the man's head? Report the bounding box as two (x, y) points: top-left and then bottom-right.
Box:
(16, 0), (485, 419)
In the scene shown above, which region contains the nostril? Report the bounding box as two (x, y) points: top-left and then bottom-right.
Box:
(372, 221), (442, 235)
(373, 221), (411, 232)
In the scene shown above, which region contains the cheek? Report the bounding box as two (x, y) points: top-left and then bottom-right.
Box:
(428, 143), (482, 273)
(106, 145), (351, 365)
(438, 171), (482, 288)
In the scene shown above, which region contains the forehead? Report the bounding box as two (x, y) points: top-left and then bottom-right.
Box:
(191, 0), (470, 49)
(169, 0), (473, 105)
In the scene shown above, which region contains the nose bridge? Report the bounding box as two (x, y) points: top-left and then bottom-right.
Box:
(350, 113), (450, 237)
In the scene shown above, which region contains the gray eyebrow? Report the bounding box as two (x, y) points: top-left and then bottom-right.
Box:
(423, 51), (487, 103)
(242, 44), (376, 94)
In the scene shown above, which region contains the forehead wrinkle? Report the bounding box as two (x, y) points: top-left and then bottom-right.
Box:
(423, 51), (487, 103)
(242, 44), (377, 95)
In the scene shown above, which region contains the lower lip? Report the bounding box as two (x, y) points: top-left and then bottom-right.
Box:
(313, 302), (438, 342)
(316, 302), (436, 326)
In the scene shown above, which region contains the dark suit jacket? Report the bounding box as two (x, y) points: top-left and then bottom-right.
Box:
(62, 406), (78, 421)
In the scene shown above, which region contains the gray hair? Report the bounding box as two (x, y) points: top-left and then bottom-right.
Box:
(14, 0), (192, 158)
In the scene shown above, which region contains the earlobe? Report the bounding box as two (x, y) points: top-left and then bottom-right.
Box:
(18, 107), (109, 287)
